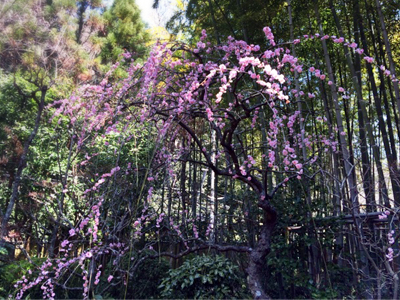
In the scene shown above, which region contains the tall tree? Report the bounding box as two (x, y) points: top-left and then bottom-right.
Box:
(0, 0), (98, 242)
(100, 0), (149, 63)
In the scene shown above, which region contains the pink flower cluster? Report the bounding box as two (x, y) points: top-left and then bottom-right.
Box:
(263, 26), (276, 46)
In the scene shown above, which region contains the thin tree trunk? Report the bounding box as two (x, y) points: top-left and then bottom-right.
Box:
(368, 0), (400, 144)
(315, 1), (359, 215)
(76, 1), (88, 44)
(49, 131), (74, 258)
(209, 129), (217, 242)
(1, 87), (47, 242)
(352, 2), (376, 211)
(288, 0), (318, 281)
(213, 0), (237, 39)
(206, 0), (221, 44)
(236, 0), (248, 43)
(330, 0), (389, 208)
(356, 0), (400, 204)
(375, 0), (400, 119)
(320, 79), (343, 264)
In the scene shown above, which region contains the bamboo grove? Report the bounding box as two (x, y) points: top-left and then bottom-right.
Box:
(1, 0), (400, 299)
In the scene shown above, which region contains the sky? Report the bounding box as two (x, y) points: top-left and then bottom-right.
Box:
(136, 0), (175, 29)
(136, 0), (158, 28)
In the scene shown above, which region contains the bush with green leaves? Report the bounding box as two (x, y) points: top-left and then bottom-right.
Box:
(0, 257), (47, 298)
(159, 254), (249, 299)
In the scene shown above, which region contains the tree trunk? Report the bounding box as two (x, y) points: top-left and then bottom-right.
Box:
(247, 201), (276, 300)
(0, 87), (47, 242)
(206, 0), (221, 44)
(209, 129), (217, 242)
(315, 1), (359, 215)
(375, 0), (400, 118)
(288, 0), (318, 281)
(367, 0), (400, 144)
(355, 0), (400, 204)
(330, 0), (389, 208)
(76, 1), (88, 44)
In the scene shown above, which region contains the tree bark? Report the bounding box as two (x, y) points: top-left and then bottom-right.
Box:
(288, 0), (318, 281)
(0, 86), (47, 242)
(375, 0), (400, 118)
(246, 199), (276, 300)
(76, 1), (89, 44)
(315, 1), (359, 215)
(355, 0), (400, 204)
(330, 0), (389, 207)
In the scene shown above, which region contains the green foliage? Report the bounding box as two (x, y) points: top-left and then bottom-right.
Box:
(0, 258), (46, 298)
(0, 73), (36, 133)
(159, 254), (249, 299)
(128, 258), (170, 299)
(101, 0), (150, 64)
(167, 0), (290, 46)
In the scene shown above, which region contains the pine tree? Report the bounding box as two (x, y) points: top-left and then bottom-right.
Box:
(100, 0), (149, 63)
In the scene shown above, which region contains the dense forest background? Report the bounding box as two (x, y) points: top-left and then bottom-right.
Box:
(1, 0), (400, 299)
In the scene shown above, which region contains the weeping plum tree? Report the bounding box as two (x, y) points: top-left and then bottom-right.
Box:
(11, 26), (400, 299)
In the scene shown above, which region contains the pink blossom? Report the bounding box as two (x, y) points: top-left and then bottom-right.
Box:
(364, 56), (374, 63)
(349, 42), (358, 48)
(333, 37), (344, 43)
(388, 231), (395, 244)
(206, 107), (214, 121)
(61, 240), (69, 248)
(122, 52), (131, 59)
(295, 163), (303, 170)
(229, 69), (238, 79)
(386, 247), (394, 261)
(263, 27), (276, 46)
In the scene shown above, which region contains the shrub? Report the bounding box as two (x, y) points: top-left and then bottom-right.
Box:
(159, 254), (249, 299)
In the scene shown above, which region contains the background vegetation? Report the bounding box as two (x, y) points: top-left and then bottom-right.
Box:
(1, 0), (400, 299)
